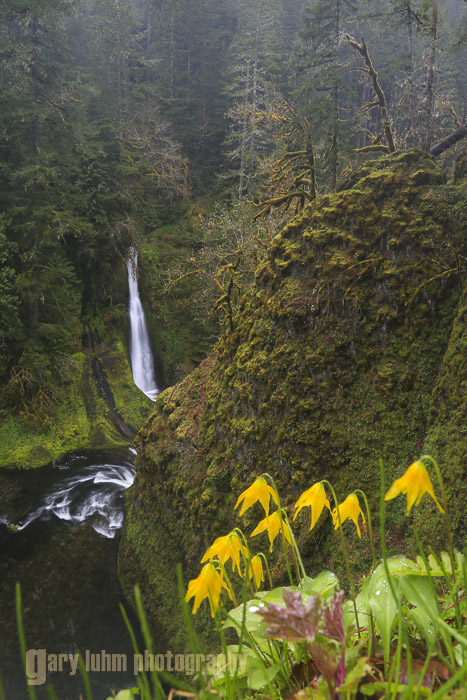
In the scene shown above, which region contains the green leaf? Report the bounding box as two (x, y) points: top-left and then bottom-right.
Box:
(338, 655), (371, 692)
(247, 659), (282, 690)
(360, 681), (386, 695)
(407, 606), (435, 645)
(427, 553), (444, 576)
(256, 586), (298, 604)
(360, 682), (430, 697)
(209, 645), (250, 680)
(300, 571), (339, 599)
(401, 575), (439, 620)
(368, 565), (398, 662)
(106, 689), (139, 700)
(223, 601), (268, 638)
(385, 555), (420, 576)
(441, 552), (452, 573)
(343, 575), (372, 630)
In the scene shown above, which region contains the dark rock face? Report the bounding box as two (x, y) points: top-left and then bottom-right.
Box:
(119, 151), (467, 647)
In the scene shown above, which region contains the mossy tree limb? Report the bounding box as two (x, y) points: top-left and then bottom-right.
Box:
(346, 34), (396, 154)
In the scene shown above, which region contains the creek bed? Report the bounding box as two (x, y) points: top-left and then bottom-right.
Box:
(0, 449), (145, 700)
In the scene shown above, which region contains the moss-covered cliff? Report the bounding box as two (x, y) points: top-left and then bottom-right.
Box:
(119, 151), (467, 648)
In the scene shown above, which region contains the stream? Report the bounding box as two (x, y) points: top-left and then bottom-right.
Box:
(0, 449), (145, 700)
(0, 252), (160, 699)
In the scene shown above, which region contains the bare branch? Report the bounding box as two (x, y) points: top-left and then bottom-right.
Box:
(430, 123), (467, 157)
(345, 34), (396, 153)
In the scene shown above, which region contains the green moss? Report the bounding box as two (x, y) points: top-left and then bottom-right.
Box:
(0, 335), (153, 468)
(120, 151), (467, 646)
(137, 217), (218, 386)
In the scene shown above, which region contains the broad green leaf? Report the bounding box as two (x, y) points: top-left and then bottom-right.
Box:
(453, 643), (465, 666)
(247, 659), (282, 690)
(441, 552), (452, 573)
(255, 586), (298, 604)
(427, 553), (444, 576)
(401, 575), (439, 620)
(360, 681), (386, 695)
(369, 565), (398, 662)
(106, 689), (139, 700)
(209, 645), (250, 680)
(415, 556), (430, 574)
(343, 575), (372, 630)
(384, 555), (420, 576)
(425, 551), (464, 576)
(407, 606), (435, 645)
(300, 571), (339, 598)
(223, 601), (268, 638)
(255, 576), (336, 610)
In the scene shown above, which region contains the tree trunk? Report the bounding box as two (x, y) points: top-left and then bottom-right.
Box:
(329, 0), (340, 191)
(430, 123), (467, 156)
(405, 0), (416, 147)
(238, 59), (250, 199)
(424, 2), (438, 151)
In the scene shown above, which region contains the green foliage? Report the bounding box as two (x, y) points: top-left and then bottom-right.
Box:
(9, 458), (467, 699)
(120, 152), (467, 662)
(177, 464), (467, 699)
(0, 216), (21, 375)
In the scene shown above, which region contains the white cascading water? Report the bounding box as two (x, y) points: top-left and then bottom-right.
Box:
(127, 250), (159, 401)
(14, 458), (136, 539)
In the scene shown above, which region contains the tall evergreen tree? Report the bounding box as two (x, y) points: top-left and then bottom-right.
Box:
(148, 0), (236, 183)
(294, 0), (355, 189)
(222, 0), (284, 198)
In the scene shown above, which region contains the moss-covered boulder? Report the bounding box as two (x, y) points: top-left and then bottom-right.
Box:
(119, 151), (467, 648)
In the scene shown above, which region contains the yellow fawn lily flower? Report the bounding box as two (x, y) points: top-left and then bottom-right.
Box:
(385, 460), (444, 515)
(235, 476), (279, 517)
(250, 510), (293, 552)
(201, 531), (247, 576)
(294, 482), (331, 531)
(247, 555), (264, 589)
(332, 493), (365, 538)
(185, 563), (231, 617)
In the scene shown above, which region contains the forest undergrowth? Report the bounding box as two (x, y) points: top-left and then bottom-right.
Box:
(10, 455), (467, 700)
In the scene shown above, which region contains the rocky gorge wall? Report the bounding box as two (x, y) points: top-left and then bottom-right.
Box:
(118, 151), (467, 648)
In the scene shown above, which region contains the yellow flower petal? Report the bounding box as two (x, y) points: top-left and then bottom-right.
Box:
(185, 563), (231, 617)
(251, 511), (293, 552)
(332, 493), (365, 538)
(385, 460), (444, 515)
(294, 481), (330, 531)
(201, 531), (247, 576)
(247, 555), (264, 589)
(235, 477), (279, 517)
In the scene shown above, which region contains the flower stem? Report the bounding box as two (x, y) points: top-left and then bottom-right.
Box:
(355, 488), (377, 571)
(322, 479), (360, 638)
(283, 510), (307, 582)
(354, 488), (377, 656)
(259, 552), (273, 589)
(262, 474), (295, 586)
(379, 460), (408, 695)
(218, 562), (239, 608)
(421, 454), (461, 631)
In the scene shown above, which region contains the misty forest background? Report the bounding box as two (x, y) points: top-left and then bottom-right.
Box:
(0, 0), (466, 423)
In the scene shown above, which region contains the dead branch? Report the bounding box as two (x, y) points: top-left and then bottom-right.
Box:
(430, 123), (467, 157)
(346, 34), (396, 153)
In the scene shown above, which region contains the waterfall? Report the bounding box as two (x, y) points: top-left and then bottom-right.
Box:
(127, 250), (159, 401)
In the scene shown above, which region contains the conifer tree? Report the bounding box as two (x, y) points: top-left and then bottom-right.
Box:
(222, 0), (284, 198)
